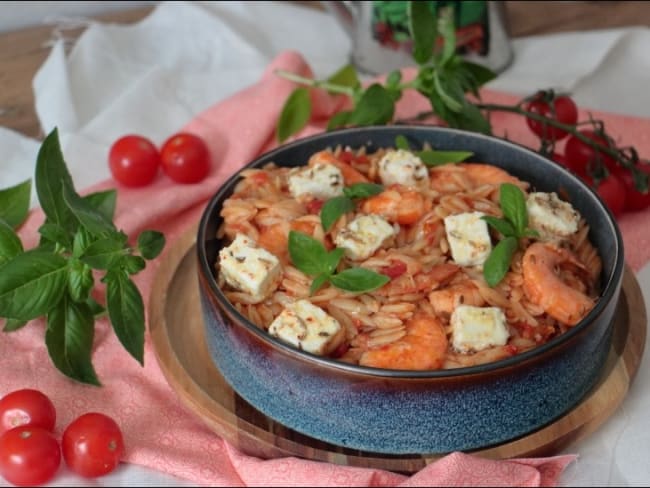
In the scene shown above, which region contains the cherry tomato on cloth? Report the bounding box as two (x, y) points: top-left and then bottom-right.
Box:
(109, 135), (161, 187)
(62, 412), (124, 478)
(614, 163), (650, 212)
(0, 426), (61, 486)
(564, 130), (617, 176)
(584, 173), (626, 217)
(524, 94), (578, 141)
(0, 389), (56, 435)
(160, 133), (211, 184)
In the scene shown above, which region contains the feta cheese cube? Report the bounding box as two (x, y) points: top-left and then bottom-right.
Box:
(444, 211), (492, 267)
(334, 214), (397, 261)
(288, 163), (344, 202)
(378, 149), (429, 188)
(526, 192), (579, 241)
(450, 305), (509, 353)
(218, 234), (282, 303)
(268, 299), (345, 355)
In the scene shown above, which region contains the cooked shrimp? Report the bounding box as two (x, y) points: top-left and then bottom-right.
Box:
(308, 150), (369, 185)
(428, 281), (485, 316)
(463, 163), (527, 188)
(361, 185), (430, 225)
(257, 218), (325, 263)
(359, 315), (448, 370)
(522, 242), (595, 326)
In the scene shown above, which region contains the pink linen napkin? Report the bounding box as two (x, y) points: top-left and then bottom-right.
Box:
(4, 50), (650, 486)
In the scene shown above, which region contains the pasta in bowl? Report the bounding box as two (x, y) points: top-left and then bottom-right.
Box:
(196, 126), (624, 454)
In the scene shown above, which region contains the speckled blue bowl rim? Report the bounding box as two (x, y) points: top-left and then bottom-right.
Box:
(197, 125), (625, 379)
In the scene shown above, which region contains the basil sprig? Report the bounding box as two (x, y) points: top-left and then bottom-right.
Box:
(0, 128), (165, 386)
(320, 182), (384, 232)
(482, 183), (539, 287)
(288, 231), (389, 294)
(394, 135), (473, 167)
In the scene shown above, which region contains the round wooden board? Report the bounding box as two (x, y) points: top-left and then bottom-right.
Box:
(148, 224), (647, 473)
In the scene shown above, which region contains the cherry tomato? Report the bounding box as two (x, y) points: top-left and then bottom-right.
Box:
(62, 412), (124, 478)
(109, 135), (160, 187)
(524, 94), (578, 141)
(584, 173), (626, 217)
(564, 130), (617, 176)
(0, 389), (56, 435)
(160, 133), (211, 184)
(614, 163), (650, 212)
(381, 260), (407, 279)
(0, 426), (61, 486)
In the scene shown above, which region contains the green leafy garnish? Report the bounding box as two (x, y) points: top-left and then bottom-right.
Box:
(276, 87), (312, 143)
(394, 135), (473, 167)
(482, 183), (539, 287)
(0, 128), (166, 385)
(320, 183), (384, 232)
(0, 179), (31, 229)
(288, 231), (389, 294)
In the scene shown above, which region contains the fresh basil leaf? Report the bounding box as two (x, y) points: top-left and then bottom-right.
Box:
(277, 87), (312, 143)
(523, 228), (541, 238)
(0, 179), (31, 229)
(3, 318), (27, 332)
(288, 231), (329, 276)
(38, 222), (72, 250)
(499, 183), (528, 235)
(80, 237), (126, 270)
(327, 110), (352, 131)
(394, 135), (410, 150)
(483, 236), (518, 287)
(105, 270), (145, 365)
(327, 64), (360, 89)
(83, 189), (117, 221)
(347, 84), (395, 126)
(122, 255), (146, 275)
(309, 273), (330, 296)
(329, 268), (390, 293)
(72, 226), (95, 258)
(418, 150), (473, 166)
(459, 61), (497, 92)
(62, 185), (116, 237)
(86, 296), (106, 317)
(408, 0), (437, 65)
(436, 7), (457, 67)
(35, 128), (78, 231)
(45, 296), (100, 386)
(482, 215), (516, 237)
(0, 250), (67, 320)
(68, 259), (94, 303)
(0, 219), (23, 267)
(325, 248), (344, 275)
(320, 196), (355, 232)
(385, 70), (402, 88)
(137, 230), (165, 260)
(449, 102), (492, 134)
(433, 71), (464, 113)
(343, 183), (384, 199)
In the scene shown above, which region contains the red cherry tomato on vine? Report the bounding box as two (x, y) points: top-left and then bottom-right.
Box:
(524, 94), (578, 141)
(160, 133), (211, 184)
(109, 135), (161, 187)
(564, 130), (617, 176)
(0, 389), (56, 435)
(614, 163), (650, 212)
(62, 412), (124, 478)
(0, 426), (61, 486)
(584, 173), (626, 217)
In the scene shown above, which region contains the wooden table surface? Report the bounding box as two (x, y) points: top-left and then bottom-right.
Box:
(1, 1), (649, 140)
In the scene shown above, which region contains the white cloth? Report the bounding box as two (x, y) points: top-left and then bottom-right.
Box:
(1, 1), (649, 486)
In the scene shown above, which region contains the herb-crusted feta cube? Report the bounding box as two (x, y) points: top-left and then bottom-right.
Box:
(334, 214), (397, 261)
(450, 305), (509, 353)
(378, 149), (429, 188)
(444, 211), (492, 267)
(218, 234), (282, 303)
(288, 163), (344, 202)
(268, 299), (345, 355)
(526, 192), (579, 241)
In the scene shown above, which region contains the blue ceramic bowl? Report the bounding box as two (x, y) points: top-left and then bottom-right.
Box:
(196, 126), (625, 454)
